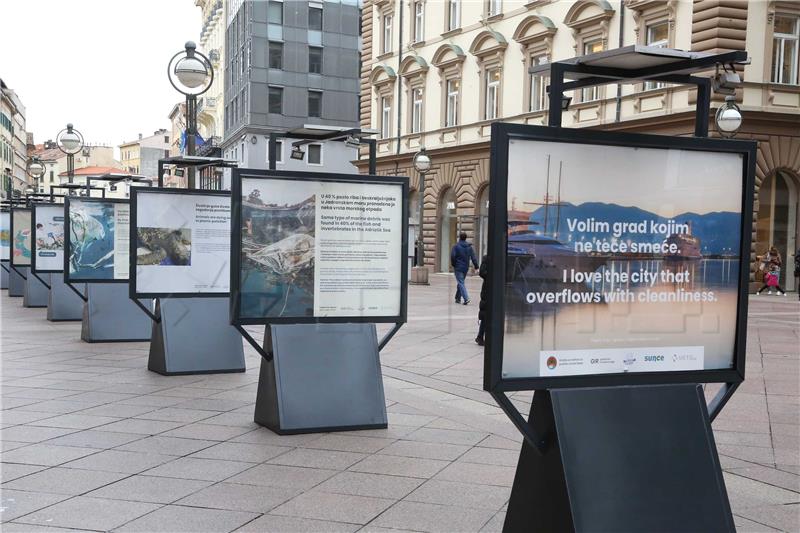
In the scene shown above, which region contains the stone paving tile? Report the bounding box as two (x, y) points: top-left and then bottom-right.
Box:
(267, 447), (368, 470)
(0, 489), (70, 521)
(370, 500), (496, 532)
(115, 504), (259, 532)
(226, 464), (338, 490)
(272, 490), (395, 525)
(349, 454), (450, 479)
(402, 427), (488, 446)
(404, 479), (510, 511)
(0, 463), (45, 483)
(735, 503), (800, 531)
(12, 496), (158, 531)
(0, 440), (30, 452)
(27, 413), (121, 430)
(60, 449), (175, 474)
(45, 429), (144, 449)
(160, 423), (253, 441)
(176, 482), (300, 513)
(86, 474), (212, 504)
(235, 514), (360, 532)
(3, 467), (128, 495)
(115, 436), (217, 456)
(315, 471), (423, 499)
(142, 456), (254, 482)
(433, 462), (516, 487)
(0, 443), (99, 466)
(189, 441), (292, 463)
(132, 407), (218, 423)
(377, 440), (470, 461)
(0, 425), (78, 443)
(92, 418), (185, 435)
(300, 434), (395, 454)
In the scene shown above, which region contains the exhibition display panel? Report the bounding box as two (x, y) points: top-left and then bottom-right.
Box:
(10, 207), (32, 269)
(31, 203), (66, 274)
(231, 170), (408, 325)
(485, 124), (755, 393)
(0, 210), (10, 290)
(130, 187), (231, 298)
(64, 197), (130, 283)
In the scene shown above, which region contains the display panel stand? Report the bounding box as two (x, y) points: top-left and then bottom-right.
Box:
(503, 384), (733, 533)
(147, 297), (245, 375)
(1, 263), (8, 289)
(81, 283), (151, 342)
(48, 277), (85, 321)
(23, 271), (49, 308)
(254, 323), (388, 434)
(8, 266), (25, 297)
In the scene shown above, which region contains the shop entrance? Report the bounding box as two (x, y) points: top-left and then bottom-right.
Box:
(756, 170), (799, 291)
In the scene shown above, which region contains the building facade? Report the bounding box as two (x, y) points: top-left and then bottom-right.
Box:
(359, 0), (800, 290)
(30, 142), (121, 196)
(119, 129), (171, 178)
(221, 0), (362, 169)
(1, 78), (30, 199)
(197, 0), (226, 149)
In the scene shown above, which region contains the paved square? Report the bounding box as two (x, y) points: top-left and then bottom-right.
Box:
(1, 276), (798, 531)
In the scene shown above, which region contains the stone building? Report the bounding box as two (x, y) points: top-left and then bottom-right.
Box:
(358, 0), (800, 290)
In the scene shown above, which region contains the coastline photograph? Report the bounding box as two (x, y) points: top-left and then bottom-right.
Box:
(239, 178), (316, 318)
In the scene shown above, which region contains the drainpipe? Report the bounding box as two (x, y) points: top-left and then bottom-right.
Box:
(614, 2), (625, 123)
(396, 0), (404, 156)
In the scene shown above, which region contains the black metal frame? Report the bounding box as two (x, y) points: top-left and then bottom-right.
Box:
(64, 196), (130, 284)
(230, 168), (409, 326)
(30, 202), (66, 275)
(9, 207), (32, 274)
(129, 186), (232, 299)
(484, 123), (756, 395)
(157, 156), (237, 190)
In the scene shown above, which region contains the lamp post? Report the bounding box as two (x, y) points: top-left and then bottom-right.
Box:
(27, 157), (45, 196)
(167, 41), (213, 189)
(56, 124), (84, 184)
(411, 148), (432, 285)
(714, 96), (742, 138)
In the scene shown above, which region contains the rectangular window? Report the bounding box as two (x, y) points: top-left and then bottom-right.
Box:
(308, 143), (322, 165)
(644, 22), (669, 90)
(268, 0), (283, 24)
(269, 41), (283, 69)
(485, 68), (500, 120)
(487, 0), (501, 17)
(50, 170), (54, 183)
(581, 40), (604, 101)
(383, 14), (393, 54)
(447, 0), (460, 31)
(381, 97), (392, 138)
(529, 56), (548, 112)
(446, 79), (459, 127)
(308, 90), (323, 118)
(413, 1), (425, 42)
(309, 5), (323, 31)
(268, 86), (283, 114)
(411, 87), (423, 133)
(268, 140), (284, 164)
(309, 46), (323, 74)
(772, 14), (799, 85)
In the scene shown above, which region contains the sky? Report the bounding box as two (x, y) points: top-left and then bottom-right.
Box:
(507, 139), (744, 217)
(1, 0), (202, 157)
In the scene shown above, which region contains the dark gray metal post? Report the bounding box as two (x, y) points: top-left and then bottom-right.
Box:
(547, 64), (566, 128)
(695, 78), (711, 137)
(186, 95), (197, 188)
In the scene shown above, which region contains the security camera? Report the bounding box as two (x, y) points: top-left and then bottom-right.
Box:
(712, 70), (741, 96)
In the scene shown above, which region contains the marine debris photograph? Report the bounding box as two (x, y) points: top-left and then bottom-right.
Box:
(35, 220), (65, 251)
(240, 178), (316, 318)
(68, 201), (116, 279)
(137, 227), (192, 266)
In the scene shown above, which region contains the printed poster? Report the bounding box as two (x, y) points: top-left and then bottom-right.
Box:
(503, 139), (743, 379)
(135, 191), (230, 294)
(239, 177), (403, 319)
(0, 211), (9, 261)
(11, 209), (32, 267)
(68, 199), (129, 280)
(33, 204), (66, 272)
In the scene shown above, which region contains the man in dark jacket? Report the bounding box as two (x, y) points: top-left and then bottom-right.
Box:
(451, 232), (479, 305)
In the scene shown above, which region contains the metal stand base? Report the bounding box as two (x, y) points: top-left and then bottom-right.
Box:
(24, 272), (49, 308)
(81, 283), (152, 343)
(48, 277), (84, 321)
(1, 264), (8, 289)
(8, 267), (25, 297)
(504, 384), (733, 532)
(148, 297), (246, 375)
(254, 323), (388, 434)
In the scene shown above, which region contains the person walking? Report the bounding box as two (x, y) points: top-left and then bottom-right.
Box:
(794, 247), (800, 300)
(756, 246), (786, 295)
(451, 232), (479, 305)
(476, 254), (489, 346)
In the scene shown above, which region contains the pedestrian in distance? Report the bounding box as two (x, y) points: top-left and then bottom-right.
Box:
(451, 232), (479, 305)
(756, 246), (786, 296)
(794, 246), (800, 301)
(476, 254), (489, 346)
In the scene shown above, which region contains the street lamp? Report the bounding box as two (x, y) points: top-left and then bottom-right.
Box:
(28, 157), (46, 195)
(411, 148), (432, 285)
(715, 96), (742, 138)
(168, 41), (213, 188)
(56, 123), (84, 184)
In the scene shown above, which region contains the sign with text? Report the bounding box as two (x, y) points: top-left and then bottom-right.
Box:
(32, 204), (66, 273)
(10, 208), (32, 267)
(231, 169), (408, 324)
(485, 124), (755, 391)
(131, 188), (231, 297)
(65, 198), (130, 283)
